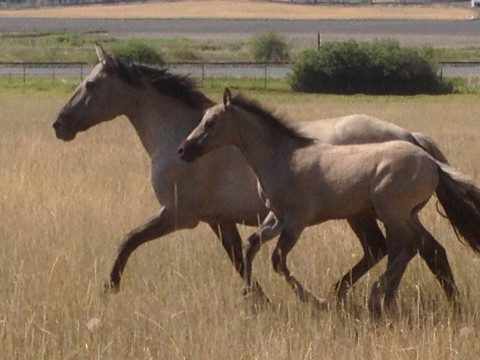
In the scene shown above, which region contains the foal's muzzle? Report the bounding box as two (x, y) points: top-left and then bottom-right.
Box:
(178, 140), (199, 163)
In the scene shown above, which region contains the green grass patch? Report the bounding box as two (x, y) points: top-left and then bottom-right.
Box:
(0, 77), (79, 96)
(0, 32), (253, 63)
(0, 73), (479, 97)
(2, 31), (479, 64)
(0, 75), (291, 96)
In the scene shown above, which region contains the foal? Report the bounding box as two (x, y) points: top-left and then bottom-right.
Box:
(179, 89), (480, 318)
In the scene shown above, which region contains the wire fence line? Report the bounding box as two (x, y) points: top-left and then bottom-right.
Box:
(0, 61), (292, 87)
(0, 60), (479, 86)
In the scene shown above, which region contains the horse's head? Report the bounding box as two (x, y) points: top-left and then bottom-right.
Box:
(178, 88), (235, 163)
(53, 44), (128, 141)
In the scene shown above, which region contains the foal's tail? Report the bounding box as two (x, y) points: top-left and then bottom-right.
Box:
(412, 132), (449, 164)
(436, 163), (480, 254)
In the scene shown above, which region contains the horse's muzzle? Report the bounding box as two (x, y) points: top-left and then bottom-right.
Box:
(52, 118), (76, 141)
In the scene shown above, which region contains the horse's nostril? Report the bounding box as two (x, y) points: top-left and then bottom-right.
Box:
(178, 147), (184, 155)
(52, 121), (60, 129)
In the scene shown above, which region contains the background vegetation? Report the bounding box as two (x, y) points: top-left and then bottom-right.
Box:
(1, 31), (480, 64)
(109, 40), (165, 66)
(251, 31), (290, 62)
(2, 32), (480, 94)
(290, 39), (452, 95)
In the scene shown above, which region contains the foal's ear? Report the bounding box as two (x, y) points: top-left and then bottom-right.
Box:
(95, 43), (113, 67)
(223, 88), (232, 107)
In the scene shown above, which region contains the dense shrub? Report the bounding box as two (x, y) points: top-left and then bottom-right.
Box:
(290, 39), (452, 95)
(251, 31), (290, 62)
(110, 41), (165, 66)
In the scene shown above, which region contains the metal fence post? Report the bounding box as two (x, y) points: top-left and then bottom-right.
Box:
(264, 63), (267, 89)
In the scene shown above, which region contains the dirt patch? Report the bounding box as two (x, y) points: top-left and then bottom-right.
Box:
(0, 0), (475, 20)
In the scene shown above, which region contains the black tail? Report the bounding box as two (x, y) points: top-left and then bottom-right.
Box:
(436, 164), (480, 254)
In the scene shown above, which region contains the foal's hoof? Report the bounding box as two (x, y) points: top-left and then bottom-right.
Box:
(310, 295), (328, 311)
(243, 286), (271, 311)
(103, 280), (120, 295)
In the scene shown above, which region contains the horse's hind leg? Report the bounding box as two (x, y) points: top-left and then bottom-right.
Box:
(413, 218), (459, 303)
(334, 214), (387, 302)
(210, 222), (269, 302)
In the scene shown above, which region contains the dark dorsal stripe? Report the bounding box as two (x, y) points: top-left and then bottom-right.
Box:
(230, 94), (315, 146)
(107, 55), (214, 109)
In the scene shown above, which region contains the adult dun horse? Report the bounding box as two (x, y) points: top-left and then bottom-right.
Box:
(54, 44), (453, 304)
(179, 89), (480, 318)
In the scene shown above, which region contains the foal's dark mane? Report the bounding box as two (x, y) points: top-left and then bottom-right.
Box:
(107, 55), (214, 109)
(230, 94), (315, 146)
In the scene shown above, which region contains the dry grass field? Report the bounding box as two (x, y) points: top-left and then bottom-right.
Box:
(0, 0), (475, 20)
(2, 90), (480, 359)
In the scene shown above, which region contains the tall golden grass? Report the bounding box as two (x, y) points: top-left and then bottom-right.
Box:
(2, 92), (480, 359)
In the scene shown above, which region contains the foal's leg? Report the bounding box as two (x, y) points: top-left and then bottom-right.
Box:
(210, 222), (269, 301)
(334, 214), (387, 302)
(272, 224), (327, 309)
(337, 214), (458, 304)
(243, 211), (282, 295)
(106, 206), (191, 293)
(368, 228), (416, 320)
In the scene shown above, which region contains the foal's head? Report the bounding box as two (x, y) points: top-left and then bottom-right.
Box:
(178, 88), (313, 162)
(178, 88), (236, 162)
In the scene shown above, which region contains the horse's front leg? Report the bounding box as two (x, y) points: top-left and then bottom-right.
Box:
(106, 205), (192, 293)
(243, 212), (282, 296)
(210, 222), (269, 302)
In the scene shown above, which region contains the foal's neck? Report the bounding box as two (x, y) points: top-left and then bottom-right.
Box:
(233, 108), (303, 184)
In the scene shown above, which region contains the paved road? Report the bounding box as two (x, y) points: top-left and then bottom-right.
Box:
(1, 18), (480, 46)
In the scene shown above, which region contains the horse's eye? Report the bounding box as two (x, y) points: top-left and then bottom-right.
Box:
(85, 81), (96, 91)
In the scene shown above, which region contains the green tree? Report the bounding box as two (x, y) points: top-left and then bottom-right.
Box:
(290, 39), (451, 95)
(251, 31), (289, 62)
(110, 40), (164, 66)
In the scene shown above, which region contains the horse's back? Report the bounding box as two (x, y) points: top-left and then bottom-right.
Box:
(300, 114), (414, 145)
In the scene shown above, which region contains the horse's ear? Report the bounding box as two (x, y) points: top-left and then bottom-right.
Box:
(95, 43), (112, 67)
(223, 88), (232, 107)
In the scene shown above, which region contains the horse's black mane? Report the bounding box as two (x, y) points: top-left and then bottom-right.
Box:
(107, 55), (214, 109)
(230, 94), (315, 146)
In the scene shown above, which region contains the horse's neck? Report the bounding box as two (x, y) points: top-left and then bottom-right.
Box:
(125, 91), (202, 158)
